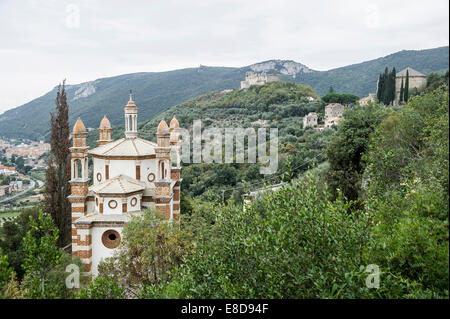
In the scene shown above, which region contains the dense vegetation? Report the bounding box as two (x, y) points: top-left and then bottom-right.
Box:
(1, 46), (447, 140)
(0, 80), (448, 299)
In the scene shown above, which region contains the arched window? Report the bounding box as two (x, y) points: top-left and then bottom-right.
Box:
(161, 161), (165, 179)
(74, 159), (82, 179)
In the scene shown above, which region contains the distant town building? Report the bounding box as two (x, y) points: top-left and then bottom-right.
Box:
(325, 103), (344, 119)
(0, 185), (11, 196)
(394, 67), (427, 106)
(324, 103), (345, 128)
(10, 180), (23, 191)
(303, 112), (318, 128)
(240, 72), (281, 89)
(359, 93), (376, 106)
(0, 165), (16, 175)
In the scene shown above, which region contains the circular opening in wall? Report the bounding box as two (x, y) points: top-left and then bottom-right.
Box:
(108, 200), (118, 209)
(102, 230), (121, 249)
(96, 173), (102, 182)
(147, 173), (155, 182)
(130, 197), (137, 207)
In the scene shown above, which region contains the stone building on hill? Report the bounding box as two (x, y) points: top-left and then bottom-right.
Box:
(240, 71), (281, 89)
(324, 103), (345, 127)
(303, 112), (318, 128)
(69, 92), (182, 276)
(394, 67), (427, 105)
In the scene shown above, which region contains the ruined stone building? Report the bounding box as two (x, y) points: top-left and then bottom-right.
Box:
(324, 103), (345, 128)
(240, 72), (281, 89)
(303, 112), (318, 128)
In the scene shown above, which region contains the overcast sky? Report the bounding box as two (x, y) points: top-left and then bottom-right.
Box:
(0, 0), (448, 114)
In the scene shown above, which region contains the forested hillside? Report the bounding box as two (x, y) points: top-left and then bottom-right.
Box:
(1, 46), (447, 141)
(87, 82), (334, 199)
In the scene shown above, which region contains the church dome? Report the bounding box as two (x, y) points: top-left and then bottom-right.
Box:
(99, 115), (111, 129)
(169, 116), (179, 128)
(73, 117), (86, 133)
(157, 119), (169, 132)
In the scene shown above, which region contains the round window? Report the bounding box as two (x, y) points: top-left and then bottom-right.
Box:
(130, 197), (137, 207)
(102, 230), (121, 249)
(108, 200), (118, 209)
(147, 173), (155, 182)
(96, 172), (102, 182)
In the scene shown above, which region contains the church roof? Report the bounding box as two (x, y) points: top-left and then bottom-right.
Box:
(99, 115), (111, 129)
(170, 116), (179, 128)
(73, 117), (86, 133)
(89, 137), (157, 157)
(157, 119), (169, 132)
(90, 174), (146, 195)
(396, 67), (425, 77)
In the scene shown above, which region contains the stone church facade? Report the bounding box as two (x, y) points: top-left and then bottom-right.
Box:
(69, 93), (182, 276)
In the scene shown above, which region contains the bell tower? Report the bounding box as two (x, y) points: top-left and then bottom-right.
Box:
(169, 116), (182, 221)
(69, 117), (92, 272)
(97, 115), (112, 146)
(124, 90), (138, 139)
(154, 119), (172, 220)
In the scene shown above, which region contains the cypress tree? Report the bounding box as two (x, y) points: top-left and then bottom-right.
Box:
(390, 67), (396, 105)
(44, 81), (72, 249)
(404, 69), (409, 102)
(382, 67), (389, 104)
(399, 77), (404, 104)
(376, 74), (383, 101)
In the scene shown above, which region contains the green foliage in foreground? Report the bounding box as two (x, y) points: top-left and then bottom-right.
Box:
(326, 102), (390, 202)
(362, 85), (449, 297)
(140, 175), (448, 298)
(137, 86), (449, 299)
(77, 277), (124, 299)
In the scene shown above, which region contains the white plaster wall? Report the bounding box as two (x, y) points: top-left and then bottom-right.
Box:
(93, 157), (106, 184)
(103, 196), (122, 214)
(87, 200), (95, 214)
(127, 195), (141, 212)
(109, 159), (135, 179)
(91, 226), (123, 277)
(141, 158), (157, 186)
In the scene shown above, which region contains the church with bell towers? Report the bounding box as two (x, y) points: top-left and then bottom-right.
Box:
(68, 92), (182, 276)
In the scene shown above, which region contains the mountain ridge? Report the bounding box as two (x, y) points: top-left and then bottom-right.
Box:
(0, 46), (448, 140)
